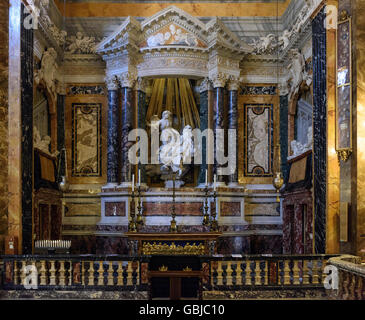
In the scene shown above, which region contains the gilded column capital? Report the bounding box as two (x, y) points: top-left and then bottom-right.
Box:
(227, 78), (240, 91)
(199, 77), (212, 93)
(117, 71), (138, 88)
(135, 77), (148, 93)
(210, 72), (228, 88)
(105, 75), (119, 91)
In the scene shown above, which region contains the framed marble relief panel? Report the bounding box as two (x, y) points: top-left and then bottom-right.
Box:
(243, 104), (273, 176)
(336, 11), (352, 161)
(71, 103), (102, 177)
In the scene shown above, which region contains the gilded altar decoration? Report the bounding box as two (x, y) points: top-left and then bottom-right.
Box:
(72, 103), (102, 177)
(336, 10), (352, 162)
(244, 104), (273, 176)
(142, 242), (205, 255)
(158, 265), (168, 272)
(183, 266), (192, 272)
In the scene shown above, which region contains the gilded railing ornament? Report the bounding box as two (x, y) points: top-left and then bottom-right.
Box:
(158, 265), (168, 272)
(142, 242), (205, 255)
(337, 149), (352, 163)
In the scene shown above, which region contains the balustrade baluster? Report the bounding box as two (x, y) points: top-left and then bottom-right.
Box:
(19, 261), (26, 286)
(117, 261), (124, 286)
(107, 262), (114, 286)
(211, 262), (217, 286)
(49, 260), (56, 285)
(98, 261), (104, 286)
(88, 261), (95, 286)
(59, 261), (66, 286)
(254, 260), (261, 285)
(82, 261), (86, 285)
(127, 261), (133, 286)
(236, 263), (243, 285)
(39, 260), (47, 286)
(245, 260), (252, 285)
(68, 261), (72, 286)
(13, 261), (19, 285)
(312, 260), (320, 284)
(303, 260), (310, 284)
(216, 261), (223, 286)
(226, 262), (233, 286)
(284, 260), (291, 285)
(293, 260), (301, 285)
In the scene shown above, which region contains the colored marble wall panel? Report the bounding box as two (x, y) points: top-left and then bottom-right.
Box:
(64, 202), (101, 217)
(244, 104), (273, 176)
(142, 202), (203, 216)
(105, 201), (126, 216)
(244, 202), (280, 216)
(220, 201), (241, 217)
(65, 91), (107, 184)
(72, 103), (102, 177)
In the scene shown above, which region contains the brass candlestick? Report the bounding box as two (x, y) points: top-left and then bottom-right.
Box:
(136, 184), (144, 229)
(210, 190), (218, 232)
(273, 172), (284, 203)
(202, 185), (210, 226)
(128, 189), (137, 232)
(170, 174), (177, 233)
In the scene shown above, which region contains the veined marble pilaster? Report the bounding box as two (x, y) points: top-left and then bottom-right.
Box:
(228, 80), (239, 185)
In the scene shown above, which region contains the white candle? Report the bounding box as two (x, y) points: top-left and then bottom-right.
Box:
(132, 174), (135, 192)
(205, 169), (208, 186)
(214, 174), (216, 191)
(138, 169), (141, 186)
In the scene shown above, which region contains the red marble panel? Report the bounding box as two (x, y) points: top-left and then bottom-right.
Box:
(142, 202), (203, 216)
(141, 263), (148, 284)
(105, 201), (126, 216)
(282, 190), (313, 254)
(73, 262), (81, 284)
(220, 201), (241, 216)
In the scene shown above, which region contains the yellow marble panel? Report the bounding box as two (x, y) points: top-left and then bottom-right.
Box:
(57, 1), (290, 18)
(326, 0), (340, 254)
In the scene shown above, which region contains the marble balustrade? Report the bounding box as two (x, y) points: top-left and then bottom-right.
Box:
(327, 255), (365, 300)
(0, 254), (336, 292)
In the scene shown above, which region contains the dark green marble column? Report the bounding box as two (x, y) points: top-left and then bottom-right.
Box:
(228, 82), (239, 186)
